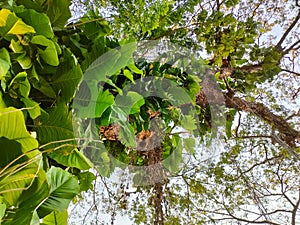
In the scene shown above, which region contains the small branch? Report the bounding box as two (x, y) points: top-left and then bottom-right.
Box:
(275, 11), (300, 51)
(64, 17), (110, 28)
(235, 111), (242, 138)
(236, 135), (272, 139)
(283, 39), (300, 55)
(281, 68), (300, 76)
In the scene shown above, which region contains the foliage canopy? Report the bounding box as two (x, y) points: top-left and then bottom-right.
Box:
(0, 0), (299, 224)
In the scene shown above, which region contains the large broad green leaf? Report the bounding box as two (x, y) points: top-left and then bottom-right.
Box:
(34, 104), (76, 154)
(50, 49), (82, 103)
(0, 48), (11, 80)
(41, 210), (68, 225)
(114, 42), (136, 69)
(16, 9), (54, 38)
(84, 48), (121, 81)
(83, 42), (136, 81)
(0, 8), (35, 37)
(0, 138), (42, 207)
(49, 149), (93, 170)
(73, 82), (115, 118)
(14, 0), (44, 12)
(31, 35), (59, 66)
(45, 0), (71, 29)
(37, 167), (79, 218)
(0, 107), (38, 152)
(183, 137), (196, 155)
(0, 137), (24, 169)
(4, 169), (49, 225)
(74, 42), (137, 118)
(0, 108), (47, 224)
(115, 91), (145, 114)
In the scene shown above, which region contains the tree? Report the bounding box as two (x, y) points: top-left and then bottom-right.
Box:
(0, 0), (299, 225)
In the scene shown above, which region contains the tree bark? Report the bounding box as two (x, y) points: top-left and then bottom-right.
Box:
(223, 93), (300, 147)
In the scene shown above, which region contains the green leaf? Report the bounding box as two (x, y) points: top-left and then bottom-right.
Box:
(0, 92), (6, 108)
(9, 39), (32, 69)
(21, 98), (41, 119)
(163, 135), (182, 173)
(78, 171), (96, 192)
(95, 89), (115, 117)
(30, 211), (40, 225)
(34, 104), (76, 154)
(30, 66), (56, 99)
(41, 210), (68, 225)
(45, 0), (71, 29)
(79, 16), (111, 39)
(84, 42), (136, 81)
(115, 91), (145, 114)
(8, 71), (30, 98)
(0, 48), (10, 64)
(0, 196), (6, 221)
(0, 137), (24, 169)
(0, 58), (10, 81)
(37, 167), (79, 218)
(127, 63), (143, 75)
(50, 49), (82, 102)
(0, 107), (38, 152)
(16, 9), (54, 38)
(7, 19), (35, 35)
(123, 69), (135, 83)
(8, 170), (49, 225)
(0, 107), (41, 209)
(183, 137), (196, 155)
(118, 120), (136, 147)
(180, 115), (197, 131)
(31, 35), (59, 66)
(0, 48), (10, 80)
(49, 149), (93, 170)
(74, 85), (115, 118)
(84, 49), (121, 81)
(0, 9), (35, 37)
(0, 138), (43, 209)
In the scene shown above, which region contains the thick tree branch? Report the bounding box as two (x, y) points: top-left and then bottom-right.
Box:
(223, 94), (300, 147)
(197, 70), (300, 147)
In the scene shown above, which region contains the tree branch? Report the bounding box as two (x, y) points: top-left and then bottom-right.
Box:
(275, 11), (300, 51)
(281, 68), (300, 76)
(283, 39), (300, 54)
(223, 94), (300, 147)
